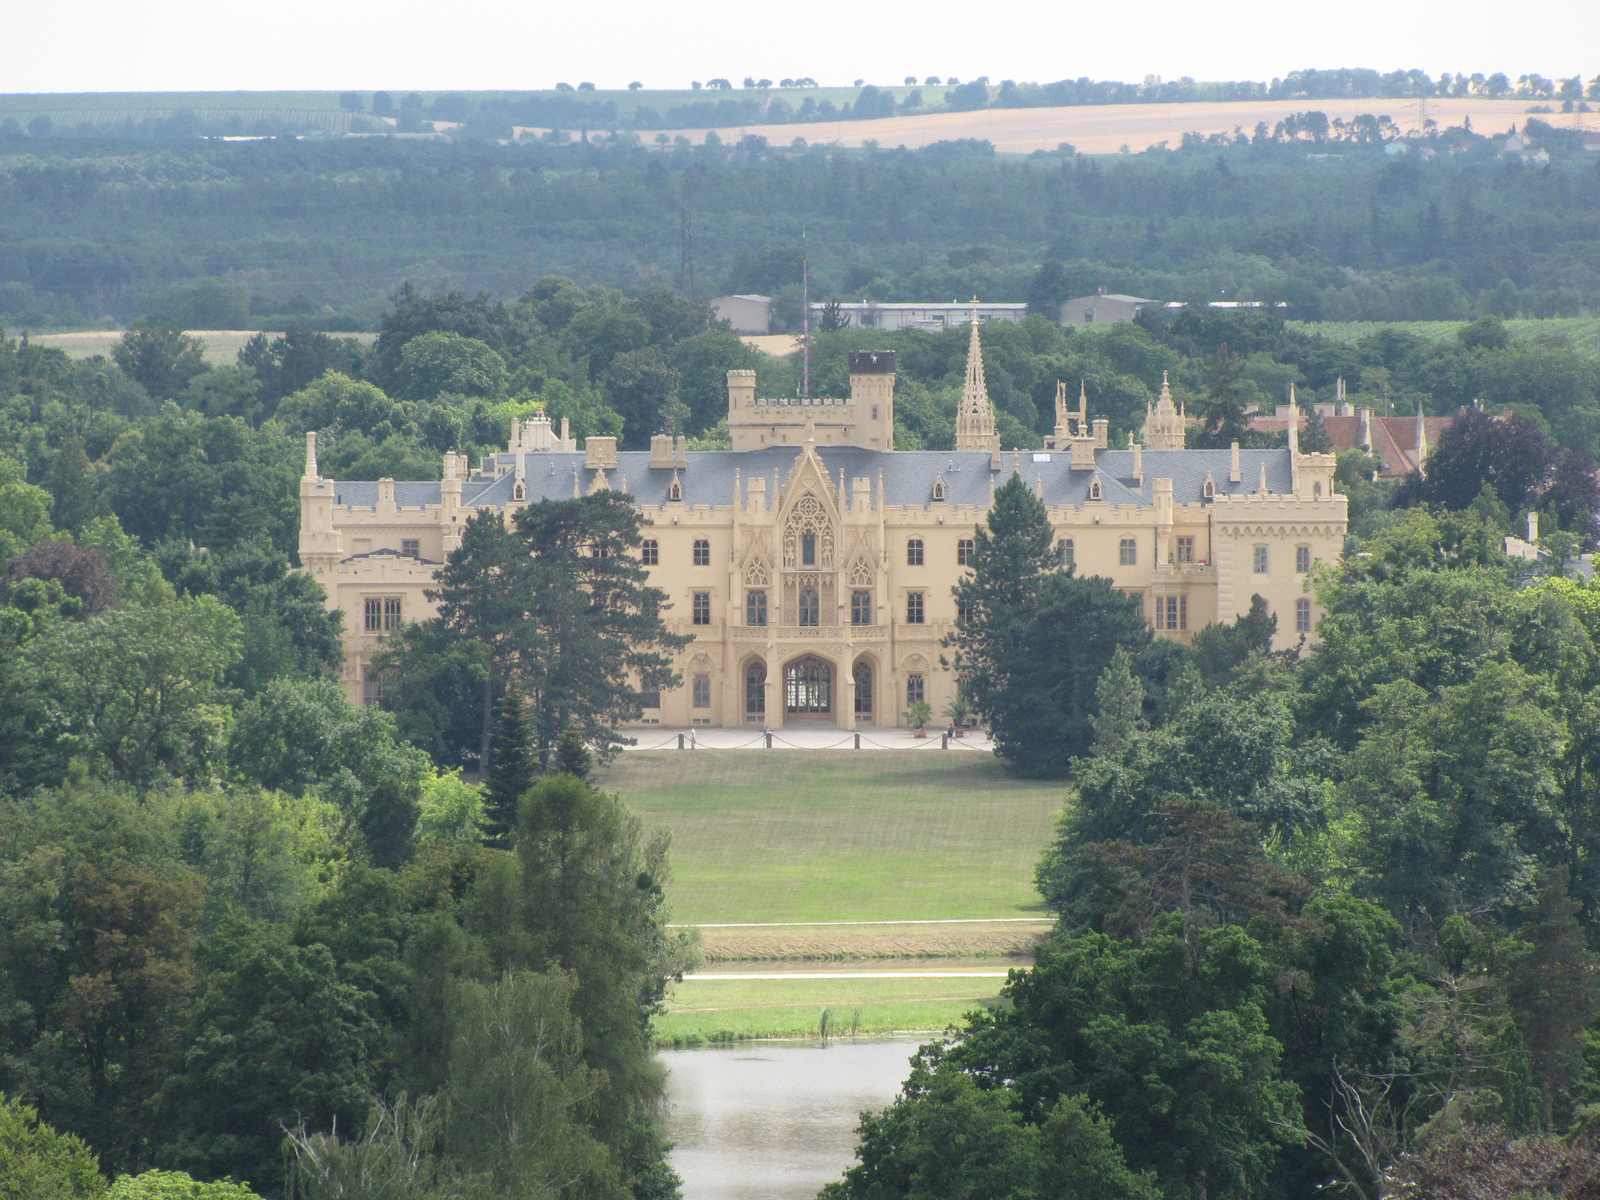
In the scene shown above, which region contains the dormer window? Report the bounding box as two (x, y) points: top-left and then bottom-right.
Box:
(932, 476), (947, 501)
(1089, 477), (1102, 501)
(513, 481), (526, 501)
(669, 477), (683, 501)
(1203, 476), (1215, 499)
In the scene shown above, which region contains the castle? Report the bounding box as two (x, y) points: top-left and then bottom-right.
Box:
(299, 316), (1346, 728)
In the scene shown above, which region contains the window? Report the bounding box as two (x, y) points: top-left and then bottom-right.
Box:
(1296, 598), (1312, 633)
(1253, 545), (1269, 574)
(906, 673), (925, 706)
(641, 538), (658, 566)
(693, 538), (711, 566)
(1119, 538), (1137, 566)
(1062, 539), (1075, 567)
(1295, 545), (1311, 573)
(798, 587), (820, 626)
(1157, 595), (1187, 631)
(786, 656), (831, 713)
(1176, 536), (1194, 564)
(364, 597), (402, 633)
(906, 538), (924, 566)
(692, 592), (711, 625)
(692, 674), (711, 708)
(957, 537), (975, 566)
(362, 671), (392, 706)
(746, 589), (768, 626)
(932, 478), (946, 501)
(853, 661), (874, 715)
(851, 589), (873, 625)
(906, 591), (925, 624)
(1089, 479), (1103, 500)
(668, 477), (683, 501)
(802, 532), (816, 566)
(745, 661), (766, 715)
(1203, 477), (1216, 498)
(640, 687), (661, 709)
(401, 538), (419, 558)
(957, 597), (972, 623)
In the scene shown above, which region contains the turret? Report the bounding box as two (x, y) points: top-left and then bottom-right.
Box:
(954, 301), (1000, 453)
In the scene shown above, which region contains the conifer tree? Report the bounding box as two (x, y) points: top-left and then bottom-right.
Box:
(1509, 866), (1599, 1125)
(1091, 646), (1146, 756)
(485, 690), (537, 846)
(553, 725), (593, 781)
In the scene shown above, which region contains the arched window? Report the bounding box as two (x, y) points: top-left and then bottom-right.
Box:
(802, 531), (817, 566)
(745, 661), (766, 717)
(798, 587), (820, 626)
(1089, 478), (1102, 500)
(786, 656), (832, 714)
(1203, 476), (1216, 499)
(669, 477), (683, 501)
(513, 481), (526, 501)
(853, 660), (874, 716)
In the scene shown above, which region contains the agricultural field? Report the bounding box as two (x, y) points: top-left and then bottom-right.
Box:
(593, 750), (1064, 1043)
(29, 329), (378, 365)
(1291, 317), (1600, 356)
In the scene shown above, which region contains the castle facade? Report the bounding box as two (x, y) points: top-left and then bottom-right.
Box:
(299, 320), (1346, 728)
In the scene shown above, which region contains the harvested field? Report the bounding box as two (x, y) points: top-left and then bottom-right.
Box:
(632, 98), (1585, 156)
(693, 919), (1052, 962)
(30, 329), (377, 366)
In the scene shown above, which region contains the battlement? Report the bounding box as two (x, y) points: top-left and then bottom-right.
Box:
(727, 351), (896, 452)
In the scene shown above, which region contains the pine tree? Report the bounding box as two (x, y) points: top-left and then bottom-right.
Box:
(484, 690), (537, 846)
(1509, 867), (1598, 1126)
(42, 433), (100, 536)
(554, 725), (593, 780)
(1091, 646), (1146, 756)
(1299, 407), (1332, 453)
(361, 777), (421, 870)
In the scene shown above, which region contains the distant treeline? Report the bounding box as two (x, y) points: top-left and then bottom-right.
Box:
(1, 68), (1597, 140)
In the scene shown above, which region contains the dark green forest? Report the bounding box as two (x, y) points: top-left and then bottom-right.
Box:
(2, 118), (1600, 334)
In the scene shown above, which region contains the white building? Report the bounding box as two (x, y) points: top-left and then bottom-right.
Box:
(810, 301), (1027, 332)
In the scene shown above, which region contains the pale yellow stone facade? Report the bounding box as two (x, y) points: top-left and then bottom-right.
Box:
(300, 333), (1345, 728)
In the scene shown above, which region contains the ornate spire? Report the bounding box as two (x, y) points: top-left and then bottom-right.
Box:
(1142, 370), (1185, 450)
(955, 299), (1000, 453)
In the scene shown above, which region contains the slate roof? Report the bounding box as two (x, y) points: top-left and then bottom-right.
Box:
(334, 446), (1294, 512)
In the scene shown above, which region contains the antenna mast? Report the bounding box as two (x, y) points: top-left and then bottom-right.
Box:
(801, 230), (810, 399)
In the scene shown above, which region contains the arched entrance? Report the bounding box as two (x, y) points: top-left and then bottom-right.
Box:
(744, 659), (767, 723)
(852, 659), (875, 724)
(784, 655), (833, 721)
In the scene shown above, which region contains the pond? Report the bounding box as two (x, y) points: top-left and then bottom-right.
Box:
(660, 1038), (921, 1200)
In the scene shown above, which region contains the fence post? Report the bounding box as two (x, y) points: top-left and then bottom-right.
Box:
(677, 733), (685, 750)
(941, 732), (949, 749)
(765, 730), (773, 749)
(854, 732), (861, 750)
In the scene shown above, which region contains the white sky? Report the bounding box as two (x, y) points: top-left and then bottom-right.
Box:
(4, 0), (1598, 94)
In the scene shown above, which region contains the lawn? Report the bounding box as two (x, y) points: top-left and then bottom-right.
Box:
(654, 973), (1011, 1046)
(594, 751), (1066, 925)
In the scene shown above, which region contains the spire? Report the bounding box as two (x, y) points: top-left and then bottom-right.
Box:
(304, 431), (319, 481)
(1287, 383), (1300, 456)
(955, 299), (1000, 453)
(1142, 371), (1185, 450)
(1415, 402), (1429, 472)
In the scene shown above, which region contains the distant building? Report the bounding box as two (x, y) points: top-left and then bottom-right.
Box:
(712, 294), (772, 334)
(1059, 292), (1154, 325)
(1159, 301), (1293, 317)
(1497, 130), (1551, 165)
(1246, 387), (1459, 480)
(809, 301), (1027, 332)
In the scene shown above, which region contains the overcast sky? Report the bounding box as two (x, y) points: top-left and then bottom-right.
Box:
(6, 0), (1598, 93)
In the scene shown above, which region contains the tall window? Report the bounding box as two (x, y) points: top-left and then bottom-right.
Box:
(1062, 539), (1075, 567)
(640, 685), (661, 709)
(1175, 536), (1194, 564)
(853, 661), (873, 716)
(957, 597), (972, 623)
(906, 673), (925, 706)
(801, 532), (816, 566)
(746, 589), (767, 626)
(906, 591), (925, 624)
(692, 592), (711, 625)
(401, 538), (419, 558)
(1253, 545), (1269, 573)
(693, 538), (711, 566)
(957, 537), (974, 566)
(851, 589), (872, 625)
(745, 661), (766, 715)
(692, 674), (711, 708)
(786, 657), (831, 713)
(1296, 545), (1311, 573)
(641, 538), (659, 566)
(906, 538), (924, 566)
(799, 587), (820, 626)
(362, 671), (392, 706)
(1119, 538), (1137, 566)
(1158, 595), (1187, 631)
(1296, 598), (1312, 633)
(365, 597), (402, 633)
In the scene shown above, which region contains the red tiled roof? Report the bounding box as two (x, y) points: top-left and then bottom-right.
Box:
(1246, 412), (1459, 479)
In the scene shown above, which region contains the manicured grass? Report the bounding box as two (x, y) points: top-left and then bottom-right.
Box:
(655, 974), (1008, 1045)
(594, 751), (1065, 924)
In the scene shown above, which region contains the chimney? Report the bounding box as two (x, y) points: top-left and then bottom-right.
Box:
(1070, 433), (1095, 470)
(1092, 417), (1109, 449)
(304, 431), (319, 481)
(1528, 511), (1540, 542)
(1358, 407), (1373, 451)
(1130, 433), (1143, 484)
(650, 434), (674, 469)
(675, 435), (689, 469)
(1229, 441), (1241, 483)
(584, 437), (618, 470)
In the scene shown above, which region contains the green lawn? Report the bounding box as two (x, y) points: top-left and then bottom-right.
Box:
(595, 751), (1065, 924)
(1289, 318), (1600, 356)
(655, 974), (1009, 1045)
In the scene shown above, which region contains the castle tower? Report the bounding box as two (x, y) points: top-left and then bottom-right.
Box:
(955, 302), (1000, 453)
(1142, 371), (1186, 450)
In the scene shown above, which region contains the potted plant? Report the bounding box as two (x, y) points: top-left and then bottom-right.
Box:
(943, 695), (973, 735)
(904, 700), (932, 737)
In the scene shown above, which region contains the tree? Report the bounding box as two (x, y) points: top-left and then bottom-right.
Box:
(27, 597), (242, 788)
(1507, 868), (1598, 1125)
(0, 453), (56, 561)
(484, 690), (538, 845)
(0, 1093), (107, 1200)
(605, 346), (682, 447)
(1191, 595), (1276, 686)
(553, 726), (593, 781)
(360, 777), (420, 870)
(1025, 260), (1076, 319)
(43, 435), (102, 535)
(5, 542), (119, 617)
(109, 1171), (261, 1199)
(1194, 341), (1248, 447)
(1299, 406), (1332, 453)
(393, 332), (509, 401)
(1406, 407), (1555, 514)
(111, 326), (208, 402)
(1543, 447), (1600, 545)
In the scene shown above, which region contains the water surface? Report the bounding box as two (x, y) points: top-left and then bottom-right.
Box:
(661, 1039), (919, 1200)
